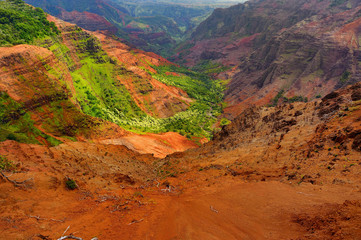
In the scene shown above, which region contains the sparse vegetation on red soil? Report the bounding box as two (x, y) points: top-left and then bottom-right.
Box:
(1, 0), (361, 239)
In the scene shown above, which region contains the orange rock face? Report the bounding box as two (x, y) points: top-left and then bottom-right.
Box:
(0, 16), (198, 158)
(90, 32), (193, 118)
(2, 2), (361, 239)
(1, 84), (361, 239)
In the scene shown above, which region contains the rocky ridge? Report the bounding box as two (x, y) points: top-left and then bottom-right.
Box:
(178, 0), (361, 117)
(1, 82), (360, 239)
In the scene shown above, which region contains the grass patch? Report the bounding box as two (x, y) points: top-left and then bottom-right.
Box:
(340, 71), (351, 83)
(268, 90), (308, 107)
(65, 178), (77, 190)
(192, 60), (231, 75)
(0, 155), (15, 171)
(0, 0), (59, 46)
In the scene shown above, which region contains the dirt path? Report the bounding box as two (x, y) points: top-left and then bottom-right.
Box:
(133, 181), (360, 240)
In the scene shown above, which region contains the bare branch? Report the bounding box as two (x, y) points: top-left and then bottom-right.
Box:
(96, 195), (118, 203)
(210, 206), (219, 213)
(35, 234), (51, 240)
(29, 215), (64, 223)
(161, 186), (171, 192)
(57, 235), (83, 240)
(128, 218), (144, 225)
(0, 171), (33, 187)
(50, 218), (65, 223)
(62, 225), (71, 237)
(110, 201), (129, 213)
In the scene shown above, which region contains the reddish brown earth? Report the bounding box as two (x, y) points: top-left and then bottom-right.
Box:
(0, 44), (195, 158)
(179, 0), (361, 118)
(25, 0), (177, 56)
(0, 17), (197, 159)
(2, 3), (361, 239)
(1, 83), (361, 239)
(99, 132), (198, 159)
(92, 32), (192, 118)
(0, 44), (72, 104)
(49, 16), (193, 119)
(59, 10), (118, 34)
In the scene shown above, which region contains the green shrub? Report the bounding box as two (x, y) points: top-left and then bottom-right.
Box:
(65, 178), (77, 190)
(6, 133), (17, 141)
(220, 118), (231, 127)
(0, 92), (63, 146)
(0, 0), (59, 46)
(0, 155), (15, 171)
(268, 90), (308, 106)
(340, 71), (351, 83)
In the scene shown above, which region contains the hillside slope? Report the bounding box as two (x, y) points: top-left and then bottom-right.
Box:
(1, 83), (360, 239)
(149, 82), (361, 239)
(178, 0), (361, 117)
(23, 0), (218, 57)
(0, 1), (225, 157)
(2, 1), (361, 239)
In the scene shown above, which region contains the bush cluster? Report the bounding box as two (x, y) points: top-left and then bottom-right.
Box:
(0, 0), (59, 46)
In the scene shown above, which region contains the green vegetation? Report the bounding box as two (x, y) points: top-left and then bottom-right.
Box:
(268, 90), (308, 107)
(0, 0), (59, 46)
(99, 63), (225, 139)
(0, 92), (62, 146)
(192, 60), (230, 75)
(47, 26), (225, 139)
(54, 31), (150, 130)
(0, 3), (226, 144)
(23, 0), (218, 56)
(148, 65), (225, 138)
(287, 95), (309, 103)
(71, 58), (145, 120)
(330, 0), (347, 7)
(65, 178), (77, 190)
(0, 155), (15, 171)
(220, 118), (231, 127)
(340, 71), (351, 83)
(269, 90), (285, 107)
(38, 27), (226, 139)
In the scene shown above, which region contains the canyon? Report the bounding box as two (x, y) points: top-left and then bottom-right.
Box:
(1, 0), (361, 239)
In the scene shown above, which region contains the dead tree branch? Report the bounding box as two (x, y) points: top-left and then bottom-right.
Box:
(161, 186), (171, 193)
(128, 218), (144, 225)
(210, 206), (219, 213)
(62, 225), (71, 237)
(29, 215), (64, 223)
(110, 201), (129, 213)
(0, 171), (33, 187)
(57, 235), (83, 240)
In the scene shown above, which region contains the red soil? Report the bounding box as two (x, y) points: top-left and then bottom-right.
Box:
(100, 132), (198, 158)
(91, 31), (193, 118)
(1, 84), (361, 239)
(0, 18), (199, 158)
(59, 10), (117, 34)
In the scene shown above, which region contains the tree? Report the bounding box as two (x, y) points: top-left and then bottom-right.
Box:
(7, 0), (25, 5)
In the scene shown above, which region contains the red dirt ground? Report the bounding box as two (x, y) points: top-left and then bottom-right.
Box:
(1, 84), (361, 239)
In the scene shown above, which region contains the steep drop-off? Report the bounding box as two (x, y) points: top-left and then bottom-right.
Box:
(1, 82), (360, 239)
(49, 15), (192, 119)
(178, 0), (361, 117)
(0, 1), (224, 157)
(24, 0), (217, 57)
(2, 1), (361, 239)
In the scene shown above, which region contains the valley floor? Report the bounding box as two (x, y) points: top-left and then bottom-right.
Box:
(1, 84), (361, 240)
(138, 180), (361, 240)
(1, 168), (361, 240)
